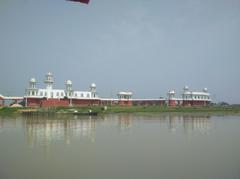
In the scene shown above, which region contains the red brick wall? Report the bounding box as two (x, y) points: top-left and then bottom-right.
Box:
(182, 101), (192, 107)
(100, 100), (119, 106)
(169, 100), (177, 107)
(183, 100), (209, 107)
(26, 98), (42, 107)
(132, 100), (165, 106)
(191, 101), (207, 106)
(119, 100), (132, 106)
(72, 99), (101, 106)
(41, 99), (69, 107)
(25, 98), (101, 107)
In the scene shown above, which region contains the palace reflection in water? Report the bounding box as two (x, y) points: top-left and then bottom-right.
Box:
(23, 115), (97, 147)
(1, 113), (239, 179)
(0, 113), (212, 148)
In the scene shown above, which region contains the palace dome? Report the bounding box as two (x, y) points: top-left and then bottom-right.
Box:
(66, 80), (72, 85)
(30, 78), (36, 83)
(90, 83), (96, 88)
(184, 85), (189, 91)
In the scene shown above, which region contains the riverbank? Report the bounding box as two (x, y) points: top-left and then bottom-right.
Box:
(1, 105), (240, 116)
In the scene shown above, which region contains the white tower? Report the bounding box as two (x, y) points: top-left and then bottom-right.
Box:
(65, 80), (73, 97)
(29, 78), (36, 89)
(168, 90), (175, 100)
(183, 85), (189, 92)
(44, 72), (54, 90)
(26, 78), (38, 97)
(90, 83), (97, 98)
(182, 85), (190, 100)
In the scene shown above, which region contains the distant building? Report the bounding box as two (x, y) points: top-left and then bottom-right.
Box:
(181, 86), (211, 106)
(24, 72), (100, 107)
(0, 72), (211, 107)
(117, 92), (133, 106)
(166, 86), (211, 107)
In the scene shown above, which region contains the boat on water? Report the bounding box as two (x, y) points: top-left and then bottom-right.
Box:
(71, 111), (98, 116)
(20, 109), (98, 116)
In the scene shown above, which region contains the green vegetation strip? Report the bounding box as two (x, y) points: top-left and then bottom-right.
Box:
(102, 106), (240, 114)
(0, 107), (22, 115)
(1, 105), (240, 116)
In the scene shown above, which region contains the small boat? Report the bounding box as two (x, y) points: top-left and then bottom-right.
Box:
(72, 110), (98, 116)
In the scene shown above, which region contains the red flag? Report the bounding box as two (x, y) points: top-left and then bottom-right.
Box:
(67, 0), (90, 4)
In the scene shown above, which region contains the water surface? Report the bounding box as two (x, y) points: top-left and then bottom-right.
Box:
(0, 113), (240, 179)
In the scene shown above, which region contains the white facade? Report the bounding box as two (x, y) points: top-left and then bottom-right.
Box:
(182, 86), (211, 101)
(117, 92), (133, 100)
(167, 90), (176, 100)
(25, 72), (99, 100)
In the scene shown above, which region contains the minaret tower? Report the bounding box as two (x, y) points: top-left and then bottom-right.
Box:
(167, 90), (176, 107)
(182, 85), (190, 106)
(26, 78), (38, 96)
(29, 78), (36, 89)
(65, 80), (73, 97)
(90, 83), (97, 98)
(44, 72), (54, 90)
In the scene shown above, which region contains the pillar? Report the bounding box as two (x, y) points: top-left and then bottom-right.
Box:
(25, 98), (28, 107)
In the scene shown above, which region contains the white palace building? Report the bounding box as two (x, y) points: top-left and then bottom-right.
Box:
(0, 72), (211, 107)
(24, 72), (100, 107)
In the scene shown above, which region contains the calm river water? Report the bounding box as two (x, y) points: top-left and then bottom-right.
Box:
(0, 113), (240, 179)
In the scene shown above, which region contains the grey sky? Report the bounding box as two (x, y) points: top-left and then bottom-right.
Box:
(0, 0), (240, 103)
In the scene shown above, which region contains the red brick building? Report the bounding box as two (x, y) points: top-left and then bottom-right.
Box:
(24, 72), (100, 107)
(1, 73), (211, 108)
(181, 86), (211, 107)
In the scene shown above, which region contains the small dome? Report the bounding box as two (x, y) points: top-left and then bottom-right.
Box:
(184, 85), (189, 91)
(66, 80), (72, 85)
(169, 90), (175, 94)
(30, 78), (36, 83)
(203, 88), (208, 92)
(47, 72), (52, 76)
(90, 83), (96, 88)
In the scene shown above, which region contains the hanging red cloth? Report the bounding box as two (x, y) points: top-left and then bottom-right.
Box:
(67, 0), (90, 4)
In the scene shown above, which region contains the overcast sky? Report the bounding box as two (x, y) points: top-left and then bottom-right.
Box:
(0, 0), (240, 103)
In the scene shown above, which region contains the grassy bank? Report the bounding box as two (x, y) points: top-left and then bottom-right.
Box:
(1, 105), (240, 116)
(102, 106), (240, 114)
(0, 107), (22, 115)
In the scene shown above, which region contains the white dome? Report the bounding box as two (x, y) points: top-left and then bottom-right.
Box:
(90, 83), (96, 88)
(203, 88), (208, 92)
(169, 90), (175, 94)
(66, 80), (72, 85)
(47, 72), (52, 76)
(184, 85), (189, 91)
(30, 78), (36, 83)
